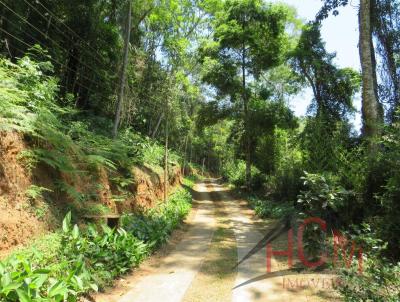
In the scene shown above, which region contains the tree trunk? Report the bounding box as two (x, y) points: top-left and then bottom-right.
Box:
(4, 38), (12, 58)
(242, 43), (251, 188)
(112, 1), (132, 138)
(151, 113), (164, 139)
(111, 0), (117, 24)
(163, 101), (169, 203)
(359, 0), (383, 138)
(182, 134), (189, 177)
(189, 138), (193, 165)
(45, 16), (52, 38)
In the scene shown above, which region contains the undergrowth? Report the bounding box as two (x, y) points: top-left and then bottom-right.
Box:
(0, 183), (194, 301)
(121, 188), (192, 248)
(247, 196), (294, 219)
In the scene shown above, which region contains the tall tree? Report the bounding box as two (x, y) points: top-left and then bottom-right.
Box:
(200, 0), (296, 187)
(291, 23), (360, 172)
(113, 0), (132, 138)
(317, 0), (383, 139)
(143, 0), (206, 200)
(359, 0), (383, 138)
(291, 23), (360, 121)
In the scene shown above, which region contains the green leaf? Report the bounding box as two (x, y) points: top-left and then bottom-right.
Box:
(1, 282), (22, 294)
(89, 283), (98, 292)
(48, 280), (68, 298)
(63, 212), (72, 233)
(72, 225), (79, 239)
(1, 273), (12, 287)
(16, 289), (32, 302)
(30, 274), (48, 289)
(22, 260), (31, 274)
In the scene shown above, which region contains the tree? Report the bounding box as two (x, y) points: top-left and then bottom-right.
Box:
(142, 0), (206, 200)
(200, 0), (296, 187)
(291, 23), (360, 121)
(113, 0), (132, 138)
(359, 0), (383, 138)
(317, 0), (383, 139)
(291, 23), (360, 172)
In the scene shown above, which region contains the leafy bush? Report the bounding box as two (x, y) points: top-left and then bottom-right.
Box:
(141, 140), (166, 167)
(370, 121), (400, 260)
(140, 138), (182, 169)
(248, 196), (294, 219)
(222, 160), (264, 189)
(222, 160), (246, 186)
(337, 227), (400, 302)
(297, 171), (353, 223)
(0, 213), (148, 301)
(122, 188), (192, 248)
(295, 172), (354, 258)
(0, 256), (68, 302)
(339, 258), (400, 302)
(61, 213), (148, 286)
(182, 175), (198, 188)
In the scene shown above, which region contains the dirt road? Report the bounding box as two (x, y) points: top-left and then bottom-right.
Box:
(95, 179), (340, 302)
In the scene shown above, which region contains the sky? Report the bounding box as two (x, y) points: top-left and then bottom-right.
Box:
(276, 0), (362, 130)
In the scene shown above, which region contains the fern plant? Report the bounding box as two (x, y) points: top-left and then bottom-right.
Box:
(25, 185), (52, 201)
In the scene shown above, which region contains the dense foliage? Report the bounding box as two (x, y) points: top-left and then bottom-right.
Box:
(0, 186), (192, 301)
(122, 188), (192, 248)
(2, 0), (400, 301)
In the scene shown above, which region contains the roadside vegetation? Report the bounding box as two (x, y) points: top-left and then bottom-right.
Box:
(0, 184), (193, 301)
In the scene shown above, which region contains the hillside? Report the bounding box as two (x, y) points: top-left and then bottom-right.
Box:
(0, 129), (182, 256)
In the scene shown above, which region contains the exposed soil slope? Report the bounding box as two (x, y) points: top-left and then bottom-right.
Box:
(0, 131), (48, 257)
(0, 131), (182, 257)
